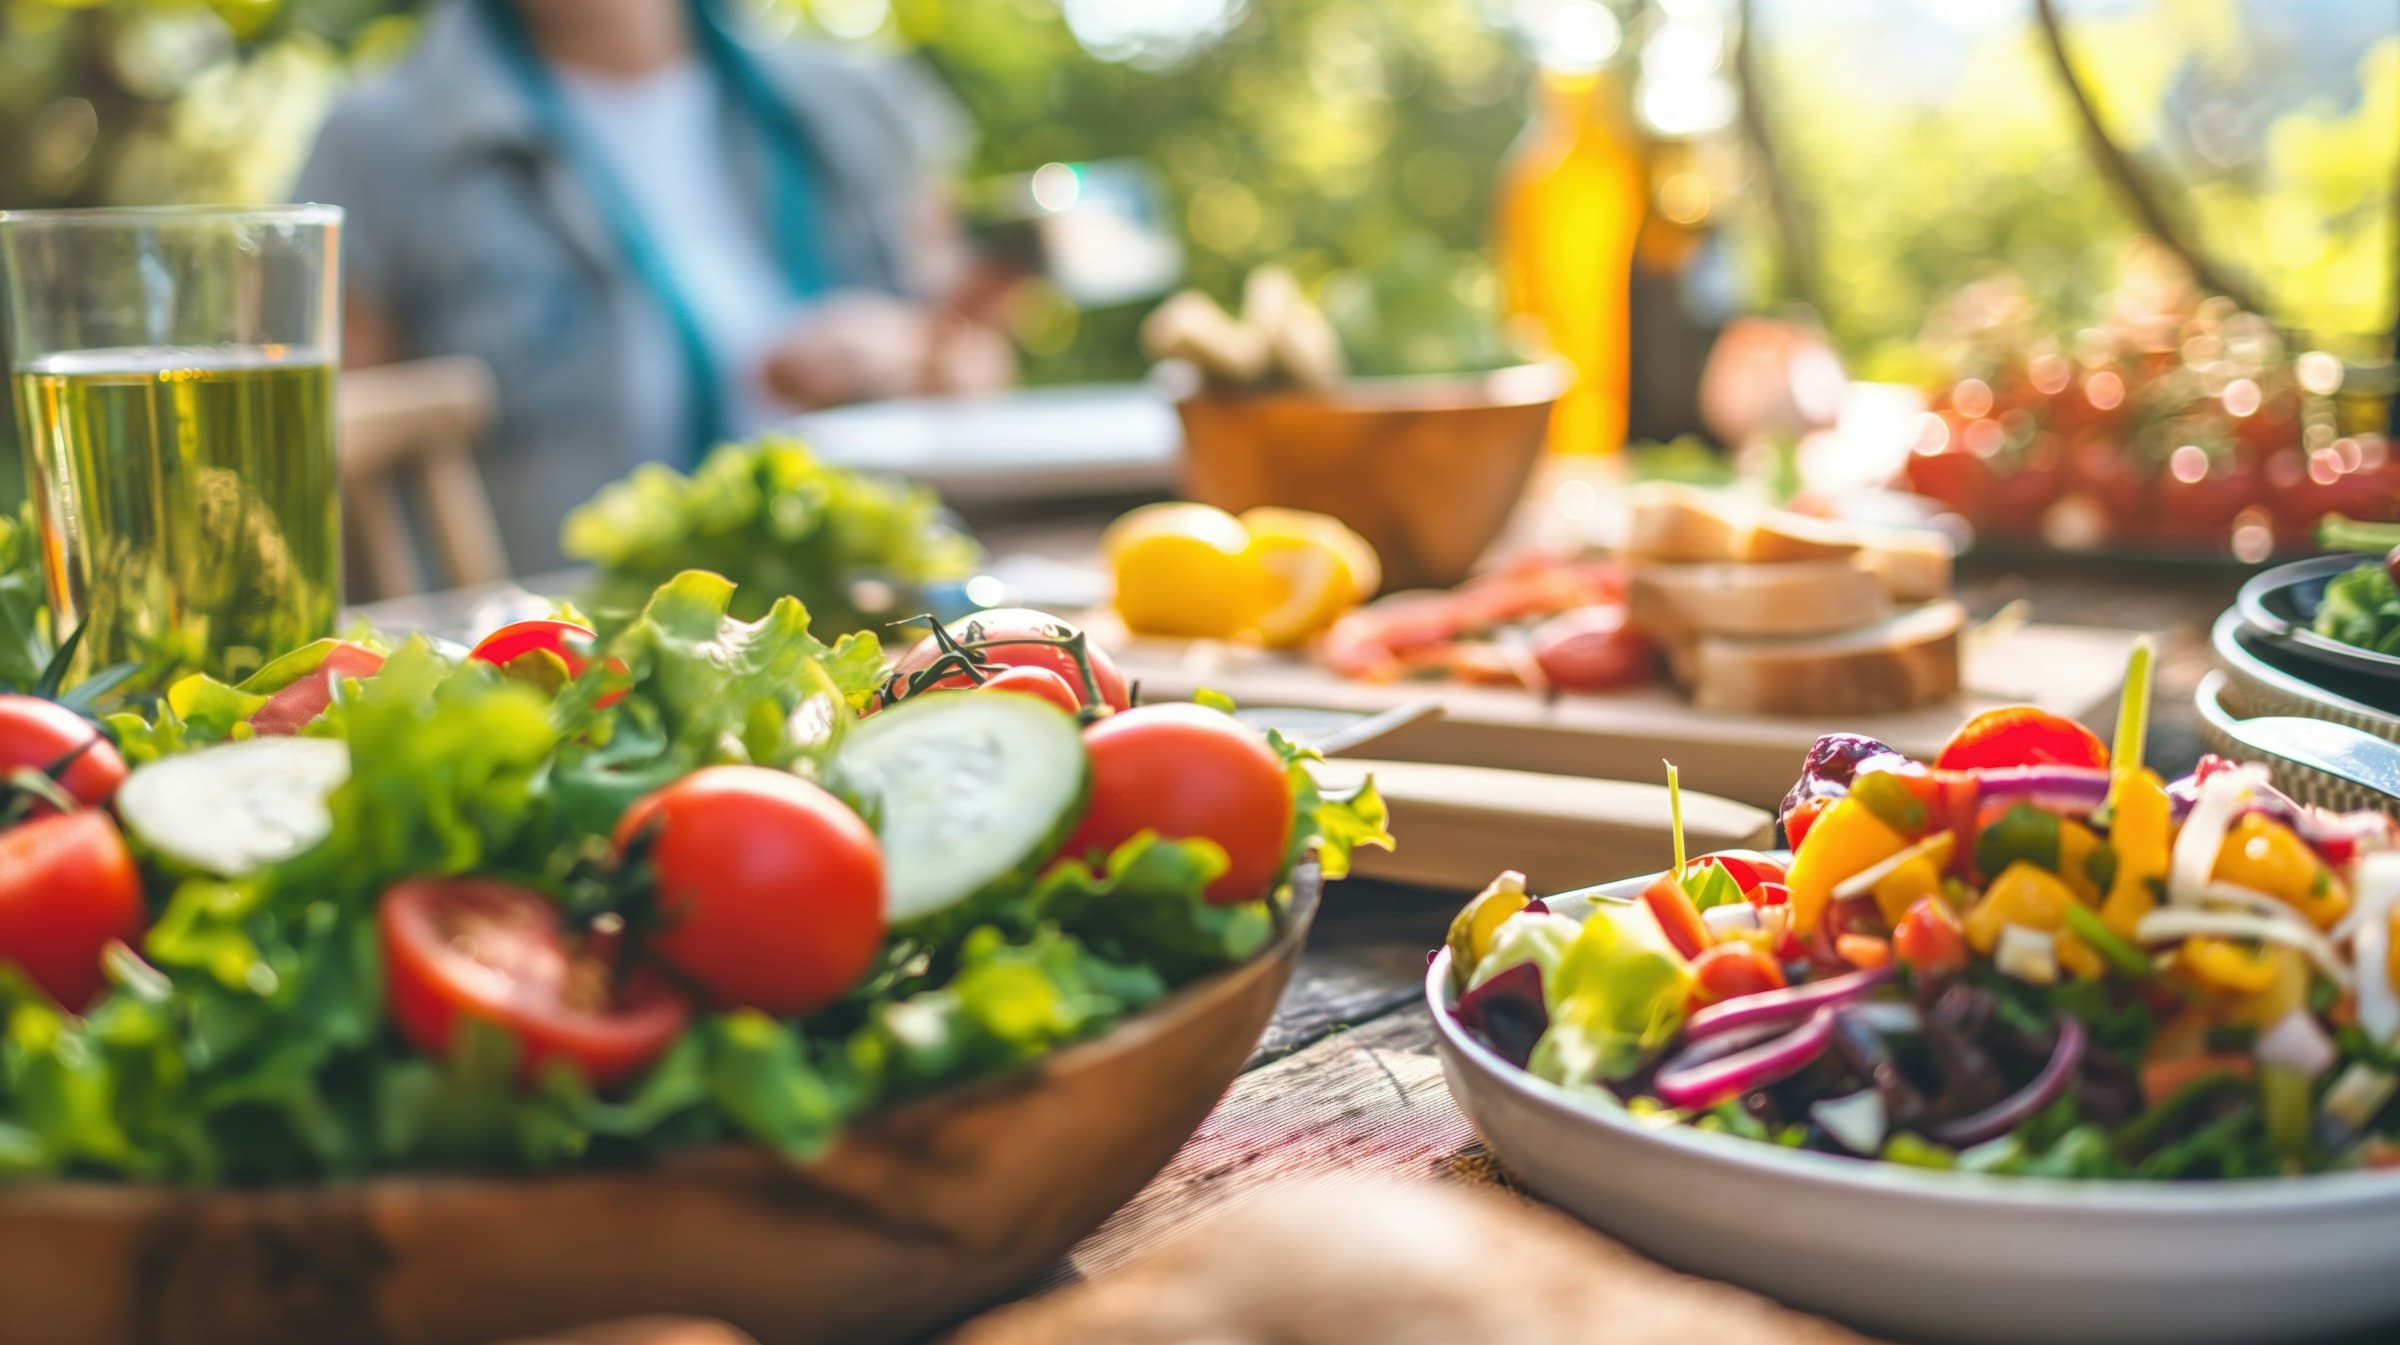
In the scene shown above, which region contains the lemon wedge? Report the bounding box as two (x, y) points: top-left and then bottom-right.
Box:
(1107, 503), (1271, 640)
(1238, 507), (1380, 603)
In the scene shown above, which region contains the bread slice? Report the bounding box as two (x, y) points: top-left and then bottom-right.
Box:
(1860, 531), (1956, 603)
(1626, 482), (1747, 563)
(1630, 559), (1891, 640)
(1690, 601), (1964, 716)
(1737, 509), (1864, 564)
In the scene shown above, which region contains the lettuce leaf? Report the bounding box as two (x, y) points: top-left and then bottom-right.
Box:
(1266, 727), (1393, 881)
(1529, 906), (1692, 1086)
(564, 436), (979, 638)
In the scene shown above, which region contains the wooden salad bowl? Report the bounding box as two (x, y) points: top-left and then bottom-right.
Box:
(1174, 362), (1566, 591)
(0, 875), (1321, 1345)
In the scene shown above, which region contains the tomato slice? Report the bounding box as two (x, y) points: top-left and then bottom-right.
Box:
(1933, 706), (2108, 773)
(1891, 896), (1969, 976)
(1689, 942), (1787, 1007)
(249, 642), (386, 736)
(379, 877), (689, 1089)
(468, 620), (626, 706)
(0, 810), (145, 1009)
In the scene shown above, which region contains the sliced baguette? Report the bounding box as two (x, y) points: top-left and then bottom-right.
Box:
(1690, 600), (1963, 716)
(1626, 482), (1746, 563)
(1860, 531), (1956, 603)
(1629, 559), (1891, 640)
(1736, 509), (1864, 564)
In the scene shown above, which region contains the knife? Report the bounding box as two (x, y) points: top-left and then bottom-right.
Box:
(2218, 714), (2400, 806)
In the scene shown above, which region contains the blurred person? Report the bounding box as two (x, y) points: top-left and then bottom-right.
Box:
(296, 0), (1014, 571)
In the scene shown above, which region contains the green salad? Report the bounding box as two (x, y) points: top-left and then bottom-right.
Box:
(0, 575), (1386, 1184)
(563, 436), (980, 639)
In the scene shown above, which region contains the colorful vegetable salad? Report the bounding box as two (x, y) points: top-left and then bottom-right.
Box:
(1446, 683), (2400, 1178)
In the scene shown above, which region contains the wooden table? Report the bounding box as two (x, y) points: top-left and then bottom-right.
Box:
(376, 535), (2250, 1344)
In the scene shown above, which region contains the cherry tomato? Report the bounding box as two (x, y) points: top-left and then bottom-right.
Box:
(0, 811), (143, 1009)
(616, 766), (885, 1016)
(1689, 942), (1787, 1007)
(1891, 896), (1968, 977)
(885, 608), (1130, 712)
(1934, 706), (2108, 773)
(0, 694), (126, 816)
(1057, 703), (1292, 904)
(978, 665), (1084, 715)
(469, 619), (626, 707)
(1781, 796), (1832, 850)
(1639, 873), (1712, 960)
(1694, 850), (1786, 895)
(1527, 605), (1653, 692)
(380, 877), (689, 1088)
(249, 642), (385, 736)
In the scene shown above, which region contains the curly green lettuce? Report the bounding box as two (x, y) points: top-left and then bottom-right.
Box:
(2313, 560), (2400, 656)
(564, 436), (980, 638)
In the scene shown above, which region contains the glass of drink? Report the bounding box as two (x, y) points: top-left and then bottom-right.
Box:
(0, 205), (342, 683)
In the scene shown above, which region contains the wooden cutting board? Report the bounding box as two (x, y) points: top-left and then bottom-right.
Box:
(1318, 758), (1770, 893)
(1125, 622), (2143, 810)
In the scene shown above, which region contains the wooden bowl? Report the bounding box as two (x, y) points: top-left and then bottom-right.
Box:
(1172, 363), (1565, 591)
(0, 875), (1320, 1345)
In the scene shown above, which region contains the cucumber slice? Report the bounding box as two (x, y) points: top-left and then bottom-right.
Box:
(116, 737), (350, 877)
(839, 690), (1088, 927)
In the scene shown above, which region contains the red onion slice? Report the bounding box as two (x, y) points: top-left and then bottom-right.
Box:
(1683, 965), (1896, 1043)
(1926, 1017), (2087, 1148)
(1654, 1007), (1838, 1110)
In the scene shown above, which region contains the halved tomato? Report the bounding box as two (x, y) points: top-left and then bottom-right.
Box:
(1934, 706), (2108, 773)
(468, 619), (627, 706)
(379, 877), (689, 1089)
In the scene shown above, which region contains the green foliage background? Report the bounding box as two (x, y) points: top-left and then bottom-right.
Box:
(0, 0), (2393, 454)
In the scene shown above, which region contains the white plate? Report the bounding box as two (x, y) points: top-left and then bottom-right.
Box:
(1428, 874), (2400, 1345)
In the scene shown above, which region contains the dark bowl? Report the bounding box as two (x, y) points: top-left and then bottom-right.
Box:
(2234, 555), (2400, 706)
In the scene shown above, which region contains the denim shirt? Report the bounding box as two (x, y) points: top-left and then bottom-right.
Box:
(294, 1), (958, 572)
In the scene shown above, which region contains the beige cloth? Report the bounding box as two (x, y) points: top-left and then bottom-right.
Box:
(953, 1177), (1882, 1345)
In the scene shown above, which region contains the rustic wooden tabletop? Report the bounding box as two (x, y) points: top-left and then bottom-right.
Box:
(372, 521), (2256, 1345)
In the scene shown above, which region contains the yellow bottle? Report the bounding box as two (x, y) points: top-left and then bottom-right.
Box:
(1494, 65), (1647, 456)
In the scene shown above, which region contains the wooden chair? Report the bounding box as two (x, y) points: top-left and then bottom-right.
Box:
(338, 356), (509, 599)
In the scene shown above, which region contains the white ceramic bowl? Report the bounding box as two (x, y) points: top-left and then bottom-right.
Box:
(1428, 875), (2400, 1345)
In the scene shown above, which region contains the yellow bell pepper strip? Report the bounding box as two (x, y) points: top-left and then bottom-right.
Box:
(2213, 813), (2350, 928)
(2056, 820), (2107, 904)
(1966, 862), (2105, 979)
(1445, 870), (1530, 989)
(2180, 936), (2281, 996)
(1784, 796), (1912, 937)
(2099, 768), (2171, 939)
(1832, 831), (1956, 925)
(2227, 947), (2310, 1028)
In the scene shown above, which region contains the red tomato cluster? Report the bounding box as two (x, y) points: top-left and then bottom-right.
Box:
(1900, 285), (2398, 554)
